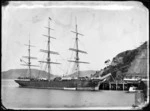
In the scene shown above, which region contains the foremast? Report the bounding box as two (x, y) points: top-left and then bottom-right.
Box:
(39, 17), (60, 81)
(21, 37), (38, 78)
(68, 19), (89, 79)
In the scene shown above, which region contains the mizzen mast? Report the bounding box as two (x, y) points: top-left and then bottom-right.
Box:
(39, 17), (60, 81)
(21, 37), (38, 78)
(68, 18), (89, 79)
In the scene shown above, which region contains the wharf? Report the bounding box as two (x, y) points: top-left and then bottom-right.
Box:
(99, 81), (139, 90)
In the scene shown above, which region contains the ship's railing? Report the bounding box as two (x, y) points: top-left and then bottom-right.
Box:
(18, 77), (31, 79)
(53, 76), (91, 81)
(17, 77), (48, 81)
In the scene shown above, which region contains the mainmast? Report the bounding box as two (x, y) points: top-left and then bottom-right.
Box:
(39, 17), (60, 81)
(47, 17), (51, 81)
(28, 39), (31, 77)
(68, 18), (89, 79)
(21, 37), (38, 78)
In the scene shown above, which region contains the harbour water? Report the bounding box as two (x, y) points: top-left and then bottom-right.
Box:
(2, 79), (135, 109)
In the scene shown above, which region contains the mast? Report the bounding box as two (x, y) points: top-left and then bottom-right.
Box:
(48, 17), (51, 81)
(39, 17), (60, 81)
(68, 18), (89, 79)
(28, 38), (31, 78)
(21, 37), (38, 78)
(75, 23), (79, 78)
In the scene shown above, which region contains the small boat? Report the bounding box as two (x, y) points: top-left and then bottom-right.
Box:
(127, 86), (137, 93)
(64, 87), (76, 90)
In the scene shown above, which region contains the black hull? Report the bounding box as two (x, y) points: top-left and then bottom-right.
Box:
(15, 79), (101, 91)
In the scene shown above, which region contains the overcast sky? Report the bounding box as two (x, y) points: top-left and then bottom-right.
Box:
(2, 1), (149, 76)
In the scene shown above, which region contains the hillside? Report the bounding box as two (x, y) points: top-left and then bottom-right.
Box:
(1, 68), (96, 79)
(95, 41), (148, 81)
(127, 42), (148, 76)
(1, 69), (56, 79)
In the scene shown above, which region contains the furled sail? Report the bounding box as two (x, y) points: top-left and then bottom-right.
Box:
(39, 61), (60, 64)
(20, 64), (39, 67)
(42, 34), (56, 39)
(40, 49), (59, 55)
(44, 27), (54, 30)
(69, 48), (87, 54)
(71, 31), (84, 36)
(22, 56), (37, 59)
(68, 60), (89, 64)
(24, 44), (35, 47)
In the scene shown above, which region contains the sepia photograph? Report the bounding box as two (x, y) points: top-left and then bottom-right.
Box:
(2, 1), (149, 110)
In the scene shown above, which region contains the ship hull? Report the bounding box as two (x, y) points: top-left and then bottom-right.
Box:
(15, 79), (101, 91)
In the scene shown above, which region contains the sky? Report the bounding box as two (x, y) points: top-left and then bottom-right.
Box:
(2, 1), (149, 76)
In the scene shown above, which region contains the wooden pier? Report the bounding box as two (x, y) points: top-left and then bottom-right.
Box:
(99, 81), (139, 91)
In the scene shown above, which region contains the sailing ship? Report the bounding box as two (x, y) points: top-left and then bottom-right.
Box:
(15, 17), (111, 91)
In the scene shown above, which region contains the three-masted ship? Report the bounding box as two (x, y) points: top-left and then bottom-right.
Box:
(15, 17), (109, 91)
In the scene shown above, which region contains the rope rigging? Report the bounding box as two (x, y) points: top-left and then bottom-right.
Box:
(38, 42), (48, 78)
(78, 39), (87, 52)
(50, 37), (77, 76)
